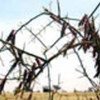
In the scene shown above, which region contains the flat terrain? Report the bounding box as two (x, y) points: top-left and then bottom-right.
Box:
(0, 92), (99, 100)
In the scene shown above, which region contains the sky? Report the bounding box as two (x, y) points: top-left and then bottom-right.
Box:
(0, 0), (100, 92)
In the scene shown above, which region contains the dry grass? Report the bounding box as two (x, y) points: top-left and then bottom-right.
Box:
(0, 92), (99, 100)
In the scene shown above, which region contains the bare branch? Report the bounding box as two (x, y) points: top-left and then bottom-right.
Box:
(73, 48), (97, 87)
(25, 26), (47, 49)
(57, 0), (61, 17)
(15, 12), (47, 35)
(89, 2), (100, 18)
(0, 39), (46, 62)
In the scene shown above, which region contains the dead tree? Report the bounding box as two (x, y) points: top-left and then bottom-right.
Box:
(0, 2), (100, 100)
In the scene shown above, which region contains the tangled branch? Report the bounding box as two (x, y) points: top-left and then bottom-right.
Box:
(0, 2), (100, 96)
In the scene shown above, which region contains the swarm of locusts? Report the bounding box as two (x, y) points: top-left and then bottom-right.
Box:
(0, 1), (100, 97)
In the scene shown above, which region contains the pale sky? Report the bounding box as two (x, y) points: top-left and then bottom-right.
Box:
(0, 0), (100, 92)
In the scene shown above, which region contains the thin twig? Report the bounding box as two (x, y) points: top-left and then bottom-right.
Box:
(57, 0), (61, 17)
(32, 40), (92, 81)
(32, 20), (54, 41)
(15, 12), (47, 35)
(73, 48), (97, 87)
(25, 26), (47, 49)
(89, 2), (100, 18)
(63, 16), (80, 21)
(44, 37), (61, 54)
(0, 39), (46, 62)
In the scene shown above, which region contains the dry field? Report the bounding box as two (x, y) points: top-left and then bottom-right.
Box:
(0, 92), (99, 100)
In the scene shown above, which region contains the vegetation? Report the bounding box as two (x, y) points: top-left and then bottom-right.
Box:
(0, 0), (100, 100)
(0, 92), (99, 100)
